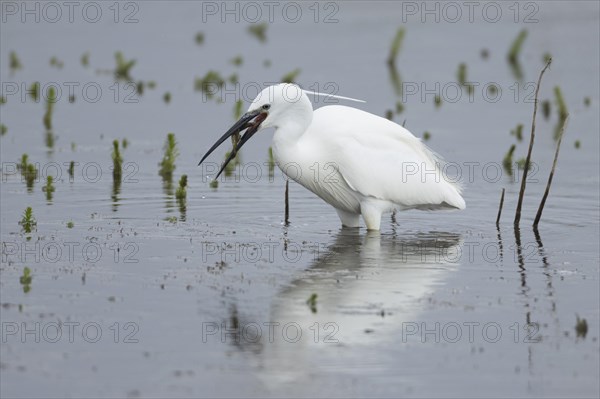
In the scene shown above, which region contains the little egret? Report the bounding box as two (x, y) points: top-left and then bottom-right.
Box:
(198, 83), (465, 230)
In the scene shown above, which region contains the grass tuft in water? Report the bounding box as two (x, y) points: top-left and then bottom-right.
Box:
(306, 293), (318, 313)
(195, 31), (204, 45)
(396, 101), (405, 114)
(0, 96), (5, 105)
(67, 221), (74, 228)
(268, 147), (275, 177)
(29, 82), (40, 102)
(541, 100), (551, 120)
(163, 92), (171, 104)
(81, 52), (90, 67)
(507, 29), (527, 64)
(385, 110), (393, 120)
(502, 145), (516, 176)
(19, 155), (38, 191)
(19, 207), (36, 233)
(114, 51), (136, 80)
(386, 27), (406, 66)
(434, 95), (442, 109)
(575, 315), (588, 338)
(122, 138), (129, 149)
(10, 51), (23, 72)
(574, 140), (581, 149)
(231, 55), (243, 66)
(112, 140), (123, 180)
(194, 71), (225, 99)
(456, 63), (474, 94)
(583, 97), (591, 107)
(209, 179), (219, 189)
(553, 86), (568, 140)
(281, 69), (301, 84)
(43, 176), (55, 201)
(175, 175), (188, 200)
(511, 124), (524, 142)
(248, 23), (268, 42)
(422, 131), (431, 141)
(0, 124), (6, 136)
(43, 86), (56, 131)
(159, 133), (179, 179)
(49, 56), (64, 69)
(19, 267), (32, 293)
(68, 161), (75, 178)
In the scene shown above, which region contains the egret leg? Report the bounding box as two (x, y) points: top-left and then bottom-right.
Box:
(335, 208), (360, 228)
(360, 202), (382, 231)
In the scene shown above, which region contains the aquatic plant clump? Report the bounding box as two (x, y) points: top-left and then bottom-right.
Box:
(159, 133), (179, 179)
(175, 175), (188, 200)
(112, 140), (123, 179)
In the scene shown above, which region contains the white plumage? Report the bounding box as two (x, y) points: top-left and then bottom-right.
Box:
(200, 83), (465, 230)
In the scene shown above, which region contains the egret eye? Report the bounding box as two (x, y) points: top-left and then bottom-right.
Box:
(262, 104), (271, 111)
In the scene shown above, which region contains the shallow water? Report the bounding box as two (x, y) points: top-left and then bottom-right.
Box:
(1, 1), (599, 398)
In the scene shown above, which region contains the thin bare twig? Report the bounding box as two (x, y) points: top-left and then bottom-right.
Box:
(284, 179), (290, 226)
(533, 115), (569, 227)
(514, 58), (552, 226)
(496, 188), (505, 227)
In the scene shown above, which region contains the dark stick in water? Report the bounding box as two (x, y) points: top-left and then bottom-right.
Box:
(496, 188), (505, 227)
(284, 180), (290, 226)
(514, 58), (552, 226)
(533, 115), (569, 227)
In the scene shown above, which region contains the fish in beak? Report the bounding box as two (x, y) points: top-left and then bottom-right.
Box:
(198, 109), (268, 179)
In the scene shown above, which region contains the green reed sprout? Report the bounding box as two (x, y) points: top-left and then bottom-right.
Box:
(396, 101), (405, 114)
(10, 51), (23, 72)
(507, 29), (527, 64)
(575, 315), (588, 338)
(112, 140), (123, 179)
(541, 100), (551, 120)
(163, 92), (171, 104)
(248, 23), (267, 42)
(502, 144), (516, 176)
(43, 176), (55, 201)
(194, 71), (225, 99)
(306, 293), (318, 313)
(175, 175), (188, 200)
(231, 55), (243, 66)
(49, 56), (63, 68)
(30, 82), (40, 102)
(511, 124), (524, 142)
(43, 86), (56, 130)
(268, 147), (275, 177)
(574, 140), (581, 149)
(434, 95), (442, 109)
(423, 131), (431, 141)
(20, 207), (36, 233)
(281, 69), (301, 84)
(81, 52), (90, 67)
(67, 221), (74, 228)
(209, 179), (218, 189)
(386, 27), (405, 66)
(457, 63), (474, 94)
(554, 86), (569, 140)
(159, 133), (178, 179)
(20, 267), (32, 293)
(195, 31), (204, 45)
(0, 124), (6, 136)
(115, 51), (136, 80)
(68, 161), (75, 178)
(122, 138), (129, 149)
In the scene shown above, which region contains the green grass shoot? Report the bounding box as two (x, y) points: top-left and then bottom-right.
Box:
(306, 293), (318, 313)
(115, 51), (136, 80)
(43, 176), (55, 201)
(112, 140), (123, 180)
(163, 92), (171, 104)
(81, 52), (90, 67)
(19, 207), (36, 233)
(281, 69), (301, 84)
(30, 82), (40, 102)
(248, 23), (268, 42)
(195, 32), (204, 45)
(67, 221), (74, 228)
(502, 144), (517, 176)
(387, 27), (405, 66)
(511, 124), (524, 141)
(175, 175), (188, 200)
(0, 124), (6, 136)
(10, 51), (23, 71)
(159, 133), (178, 179)
(19, 267), (32, 293)
(507, 29), (527, 64)
(194, 71), (225, 98)
(43, 86), (56, 130)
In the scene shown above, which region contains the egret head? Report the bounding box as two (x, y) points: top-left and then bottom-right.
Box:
(197, 83), (311, 178)
(198, 83), (364, 179)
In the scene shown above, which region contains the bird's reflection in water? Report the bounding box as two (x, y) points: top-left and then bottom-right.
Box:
(224, 229), (463, 389)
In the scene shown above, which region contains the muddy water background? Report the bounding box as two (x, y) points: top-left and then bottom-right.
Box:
(1, 1), (599, 397)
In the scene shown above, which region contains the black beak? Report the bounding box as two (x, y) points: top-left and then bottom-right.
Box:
(198, 110), (268, 179)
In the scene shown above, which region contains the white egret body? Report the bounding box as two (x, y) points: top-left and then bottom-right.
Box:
(199, 84), (465, 230)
